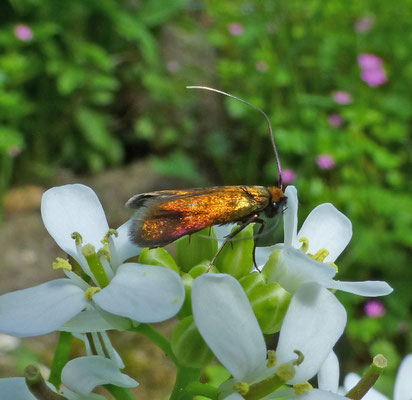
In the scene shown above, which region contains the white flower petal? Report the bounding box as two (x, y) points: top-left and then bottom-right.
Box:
(255, 245), (276, 269)
(60, 309), (131, 332)
(224, 393), (245, 400)
(61, 386), (106, 400)
(343, 373), (389, 400)
(284, 186), (299, 247)
(214, 224), (236, 242)
(276, 283), (347, 383)
(110, 219), (141, 266)
(394, 354), (412, 400)
(41, 184), (109, 261)
(269, 247), (336, 293)
(0, 378), (36, 400)
(0, 280), (88, 337)
(61, 356), (138, 395)
(192, 274), (266, 382)
(318, 351), (340, 393)
(289, 389), (346, 399)
(297, 203), (352, 262)
(93, 263), (184, 322)
(326, 280), (393, 297)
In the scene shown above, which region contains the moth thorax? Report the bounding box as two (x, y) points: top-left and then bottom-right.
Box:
(268, 186), (285, 203)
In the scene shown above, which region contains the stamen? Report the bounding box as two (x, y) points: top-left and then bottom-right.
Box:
(293, 382), (313, 395)
(309, 248), (329, 262)
(298, 237), (309, 253)
(71, 232), (83, 245)
(326, 261), (339, 272)
(293, 350), (304, 366)
(52, 257), (72, 271)
(101, 229), (118, 245)
(233, 382), (249, 396)
(267, 350), (277, 368)
(84, 287), (101, 301)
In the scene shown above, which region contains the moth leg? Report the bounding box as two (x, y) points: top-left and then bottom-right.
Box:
(188, 234), (192, 245)
(208, 213), (260, 271)
(208, 227), (212, 237)
(252, 219), (266, 272)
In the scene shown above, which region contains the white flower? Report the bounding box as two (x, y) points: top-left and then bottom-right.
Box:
(259, 186), (392, 297)
(0, 356), (137, 399)
(0, 184), (185, 337)
(343, 354), (412, 400)
(192, 273), (347, 399)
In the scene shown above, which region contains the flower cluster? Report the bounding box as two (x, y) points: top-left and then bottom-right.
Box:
(0, 183), (402, 400)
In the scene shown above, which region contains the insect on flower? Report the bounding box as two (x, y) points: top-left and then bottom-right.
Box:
(126, 87), (287, 266)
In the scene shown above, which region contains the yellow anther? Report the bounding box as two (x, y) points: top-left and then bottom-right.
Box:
(293, 350), (304, 366)
(275, 363), (295, 382)
(298, 237), (309, 253)
(293, 381), (313, 395)
(52, 257), (72, 271)
(326, 261), (339, 272)
(267, 350), (277, 368)
(71, 232), (83, 245)
(233, 382), (249, 396)
(84, 287), (101, 301)
(101, 229), (118, 245)
(309, 248), (329, 262)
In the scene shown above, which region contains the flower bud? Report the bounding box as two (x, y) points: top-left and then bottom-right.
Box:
(176, 228), (218, 272)
(172, 316), (213, 368)
(138, 247), (179, 273)
(240, 272), (291, 334)
(215, 224), (254, 279)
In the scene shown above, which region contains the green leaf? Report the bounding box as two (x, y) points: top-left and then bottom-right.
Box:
(0, 127), (24, 150)
(75, 107), (123, 164)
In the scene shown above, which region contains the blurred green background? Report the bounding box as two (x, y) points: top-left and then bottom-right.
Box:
(0, 0), (411, 397)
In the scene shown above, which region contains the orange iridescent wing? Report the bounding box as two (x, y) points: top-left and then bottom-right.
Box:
(126, 186), (271, 247)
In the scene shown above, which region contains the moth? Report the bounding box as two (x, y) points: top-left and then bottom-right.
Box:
(127, 87), (287, 265)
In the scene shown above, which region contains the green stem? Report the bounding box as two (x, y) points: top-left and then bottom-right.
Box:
(130, 323), (178, 364)
(130, 324), (201, 400)
(185, 382), (218, 399)
(170, 365), (201, 400)
(105, 384), (136, 400)
(49, 331), (73, 389)
(346, 354), (387, 400)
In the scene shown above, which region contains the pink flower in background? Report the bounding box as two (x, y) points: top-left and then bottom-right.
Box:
(316, 154), (335, 170)
(358, 53), (387, 87)
(167, 60), (180, 73)
(332, 91), (352, 105)
(282, 169), (296, 184)
(354, 16), (374, 33)
(364, 300), (385, 318)
(255, 60), (268, 72)
(358, 54), (382, 70)
(228, 23), (244, 36)
(14, 24), (33, 41)
(361, 68), (387, 87)
(328, 113), (343, 127)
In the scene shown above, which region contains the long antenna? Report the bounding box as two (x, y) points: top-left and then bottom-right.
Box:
(186, 85), (283, 189)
